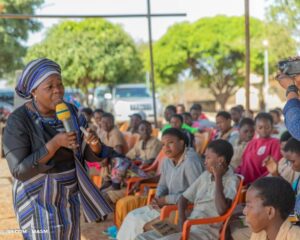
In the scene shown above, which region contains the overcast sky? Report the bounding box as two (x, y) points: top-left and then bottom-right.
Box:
(28, 0), (267, 45)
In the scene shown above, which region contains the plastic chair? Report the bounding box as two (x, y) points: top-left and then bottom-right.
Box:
(160, 174), (244, 240)
(123, 132), (140, 150)
(125, 149), (166, 195)
(119, 121), (129, 132)
(194, 131), (211, 155)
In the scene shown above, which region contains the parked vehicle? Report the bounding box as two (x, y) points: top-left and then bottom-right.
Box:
(93, 84), (162, 123)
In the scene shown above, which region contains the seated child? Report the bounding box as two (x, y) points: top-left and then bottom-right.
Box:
(116, 128), (205, 240)
(231, 118), (255, 169)
(136, 139), (239, 240)
(215, 111), (239, 146)
(263, 131), (300, 184)
(126, 120), (162, 168)
(244, 177), (300, 240)
(236, 112), (282, 185)
(283, 137), (300, 215)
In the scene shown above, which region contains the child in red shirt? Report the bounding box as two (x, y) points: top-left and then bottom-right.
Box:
(235, 112), (282, 185)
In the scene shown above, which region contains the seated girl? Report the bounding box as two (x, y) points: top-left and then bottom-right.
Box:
(136, 139), (239, 240)
(126, 120), (162, 169)
(244, 177), (300, 240)
(116, 128), (205, 240)
(236, 112), (282, 185)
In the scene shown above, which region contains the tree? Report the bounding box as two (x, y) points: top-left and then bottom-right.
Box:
(144, 16), (296, 109)
(25, 19), (144, 103)
(0, 0), (44, 77)
(266, 0), (300, 34)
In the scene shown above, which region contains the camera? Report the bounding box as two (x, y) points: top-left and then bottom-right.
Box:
(278, 59), (300, 76)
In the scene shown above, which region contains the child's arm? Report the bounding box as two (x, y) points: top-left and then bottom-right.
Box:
(212, 163), (232, 215)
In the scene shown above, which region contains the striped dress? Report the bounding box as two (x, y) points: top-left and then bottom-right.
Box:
(4, 103), (112, 240)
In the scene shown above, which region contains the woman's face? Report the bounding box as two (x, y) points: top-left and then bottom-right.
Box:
(170, 117), (182, 129)
(161, 134), (184, 159)
(32, 74), (64, 113)
(243, 188), (269, 233)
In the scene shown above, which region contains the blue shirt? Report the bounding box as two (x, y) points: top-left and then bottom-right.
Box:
(283, 98), (300, 140)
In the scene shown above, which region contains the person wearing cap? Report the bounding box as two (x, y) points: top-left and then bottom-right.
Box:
(3, 58), (113, 239)
(128, 113), (143, 134)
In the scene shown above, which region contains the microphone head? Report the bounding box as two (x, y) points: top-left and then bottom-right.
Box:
(56, 102), (71, 120)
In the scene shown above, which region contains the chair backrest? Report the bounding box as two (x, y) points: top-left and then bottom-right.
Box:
(122, 132), (140, 150)
(119, 121), (129, 132)
(151, 128), (160, 138)
(194, 131), (211, 155)
(143, 149), (166, 174)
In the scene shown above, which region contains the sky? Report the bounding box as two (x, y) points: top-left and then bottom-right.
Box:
(28, 0), (267, 46)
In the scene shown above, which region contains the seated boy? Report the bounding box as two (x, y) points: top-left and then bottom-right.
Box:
(244, 177), (300, 240)
(215, 111), (239, 146)
(236, 112), (282, 185)
(231, 118), (255, 169)
(136, 139), (239, 240)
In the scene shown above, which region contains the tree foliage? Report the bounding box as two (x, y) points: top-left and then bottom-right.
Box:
(0, 0), (43, 77)
(26, 19), (144, 95)
(144, 16), (296, 108)
(266, 0), (300, 33)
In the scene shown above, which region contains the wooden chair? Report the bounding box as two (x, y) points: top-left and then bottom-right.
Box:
(160, 174), (244, 240)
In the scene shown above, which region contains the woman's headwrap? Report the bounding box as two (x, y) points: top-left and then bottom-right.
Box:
(15, 58), (61, 99)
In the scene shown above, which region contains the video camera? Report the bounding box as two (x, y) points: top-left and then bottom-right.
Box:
(278, 59), (300, 76)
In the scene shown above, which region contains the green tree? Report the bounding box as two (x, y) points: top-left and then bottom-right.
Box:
(0, 0), (43, 77)
(26, 19), (144, 102)
(266, 0), (300, 33)
(144, 16), (296, 109)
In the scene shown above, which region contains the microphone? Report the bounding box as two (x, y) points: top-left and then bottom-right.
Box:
(56, 102), (75, 132)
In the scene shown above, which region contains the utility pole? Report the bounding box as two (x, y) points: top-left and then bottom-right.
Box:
(244, 0), (250, 111)
(146, 0), (158, 127)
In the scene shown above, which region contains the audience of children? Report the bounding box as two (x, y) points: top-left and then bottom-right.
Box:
(235, 112), (282, 185)
(116, 128), (205, 240)
(82, 103), (300, 239)
(136, 139), (239, 240)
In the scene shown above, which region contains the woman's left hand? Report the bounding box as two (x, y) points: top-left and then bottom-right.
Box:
(84, 128), (101, 154)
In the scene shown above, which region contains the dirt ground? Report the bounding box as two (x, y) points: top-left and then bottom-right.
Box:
(0, 158), (114, 240)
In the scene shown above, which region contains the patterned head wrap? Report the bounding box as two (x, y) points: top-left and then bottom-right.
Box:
(15, 58), (61, 99)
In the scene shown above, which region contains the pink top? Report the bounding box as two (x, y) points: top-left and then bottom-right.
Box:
(235, 137), (282, 185)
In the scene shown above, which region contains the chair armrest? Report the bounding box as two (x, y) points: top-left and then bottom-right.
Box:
(126, 177), (142, 195)
(182, 216), (227, 240)
(160, 204), (194, 220)
(160, 205), (179, 220)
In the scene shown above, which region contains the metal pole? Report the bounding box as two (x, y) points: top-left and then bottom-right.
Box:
(263, 45), (269, 111)
(0, 13), (186, 19)
(147, 0), (158, 127)
(244, 0), (250, 111)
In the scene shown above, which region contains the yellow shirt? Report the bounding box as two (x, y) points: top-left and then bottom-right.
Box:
(250, 219), (300, 240)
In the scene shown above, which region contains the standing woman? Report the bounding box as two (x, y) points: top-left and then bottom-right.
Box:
(3, 58), (112, 239)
